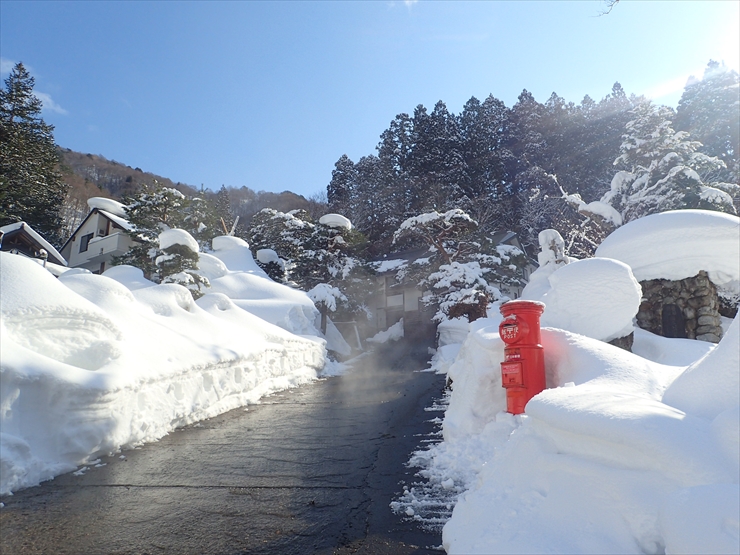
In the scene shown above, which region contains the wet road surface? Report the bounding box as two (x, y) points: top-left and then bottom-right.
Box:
(0, 340), (446, 554)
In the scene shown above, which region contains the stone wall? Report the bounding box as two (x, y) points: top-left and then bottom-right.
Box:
(636, 271), (723, 343)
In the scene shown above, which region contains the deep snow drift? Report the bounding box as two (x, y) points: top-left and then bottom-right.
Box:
(401, 211), (740, 554)
(0, 235), (329, 495)
(435, 318), (739, 554)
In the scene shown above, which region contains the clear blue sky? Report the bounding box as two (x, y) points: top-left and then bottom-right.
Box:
(2, 1), (738, 198)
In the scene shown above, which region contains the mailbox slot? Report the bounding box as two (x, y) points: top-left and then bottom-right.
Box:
(501, 361), (524, 387)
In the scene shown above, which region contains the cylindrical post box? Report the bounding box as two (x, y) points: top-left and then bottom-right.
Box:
(498, 300), (546, 414)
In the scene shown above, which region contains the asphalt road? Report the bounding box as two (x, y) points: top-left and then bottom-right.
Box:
(0, 340), (446, 555)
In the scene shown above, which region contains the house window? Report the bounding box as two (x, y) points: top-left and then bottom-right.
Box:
(79, 233), (94, 253)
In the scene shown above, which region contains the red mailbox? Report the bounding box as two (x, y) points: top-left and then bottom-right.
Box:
(498, 300), (546, 414)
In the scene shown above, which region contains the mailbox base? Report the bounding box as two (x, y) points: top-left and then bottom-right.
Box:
(505, 388), (528, 415)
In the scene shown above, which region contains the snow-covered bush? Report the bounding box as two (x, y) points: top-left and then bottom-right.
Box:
(156, 229), (210, 299)
(393, 209), (527, 323)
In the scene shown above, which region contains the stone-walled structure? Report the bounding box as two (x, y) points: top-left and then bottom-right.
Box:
(636, 271), (723, 343)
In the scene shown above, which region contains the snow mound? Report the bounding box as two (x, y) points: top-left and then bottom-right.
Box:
(195, 252), (229, 281)
(595, 210), (740, 292)
(367, 319), (404, 344)
(103, 265), (155, 290)
(87, 197), (127, 218)
(256, 248), (280, 264)
(159, 228), (199, 253)
(210, 235), (267, 276)
(1, 254), (123, 371)
(662, 315), (739, 420)
(208, 272), (318, 335)
(539, 257), (642, 341)
(318, 213), (352, 230)
(212, 235), (249, 250)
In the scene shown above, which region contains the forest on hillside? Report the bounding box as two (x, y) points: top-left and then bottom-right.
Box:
(324, 61), (739, 257)
(48, 60), (740, 261)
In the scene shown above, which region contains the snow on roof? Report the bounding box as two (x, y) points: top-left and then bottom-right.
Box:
(87, 197), (127, 218)
(374, 259), (407, 273)
(158, 229), (199, 253)
(98, 209), (133, 231)
(319, 213), (352, 230)
(0, 221), (67, 266)
(595, 210), (740, 292)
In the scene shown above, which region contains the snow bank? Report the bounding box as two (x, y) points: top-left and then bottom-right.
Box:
(201, 236), (317, 335)
(0, 251), (327, 495)
(595, 210), (740, 293)
(429, 315), (739, 554)
(103, 265), (156, 290)
(662, 315), (739, 420)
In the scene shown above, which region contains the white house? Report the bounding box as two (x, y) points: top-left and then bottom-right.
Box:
(60, 197), (135, 274)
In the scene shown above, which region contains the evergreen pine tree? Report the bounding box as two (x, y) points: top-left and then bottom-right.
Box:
(327, 155), (356, 216)
(0, 62), (67, 246)
(214, 185), (234, 233)
(676, 61), (740, 186)
(114, 182), (189, 278)
(602, 100), (737, 223)
(156, 230), (210, 299)
(183, 188), (220, 249)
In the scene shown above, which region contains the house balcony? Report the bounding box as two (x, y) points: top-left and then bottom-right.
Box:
(85, 232), (132, 263)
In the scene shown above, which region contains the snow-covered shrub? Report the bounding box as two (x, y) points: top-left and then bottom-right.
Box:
(393, 209), (528, 323)
(156, 229), (210, 299)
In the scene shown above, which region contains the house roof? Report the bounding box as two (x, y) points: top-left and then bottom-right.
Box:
(0, 221), (67, 266)
(371, 247), (433, 274)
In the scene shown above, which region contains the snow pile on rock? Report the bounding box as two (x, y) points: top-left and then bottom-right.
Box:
(539, 257), (642, 341)
(158, 228), (199, 253)
(523, 232), (642, 342)
(0, 248), (328, 495)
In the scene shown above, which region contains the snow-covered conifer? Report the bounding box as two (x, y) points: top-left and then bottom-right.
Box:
(601, 101), (736, 223)
(156, 229), (210, 299)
